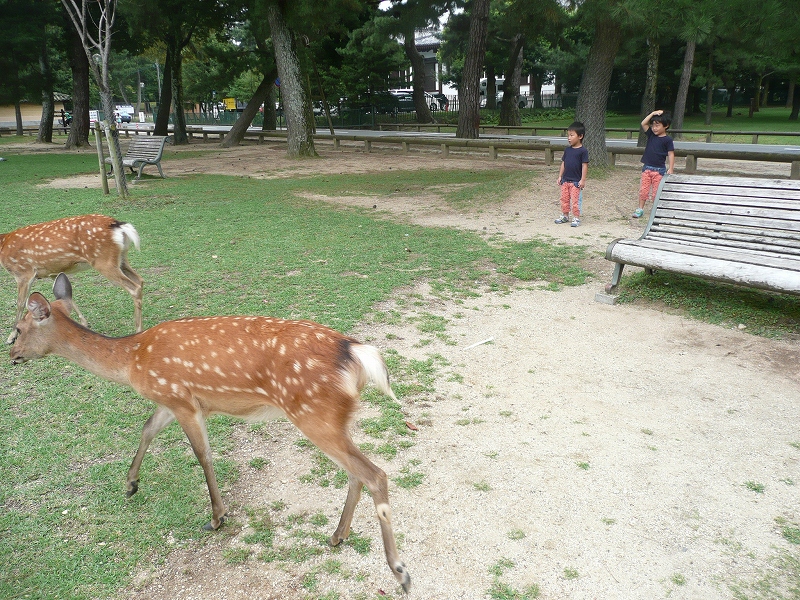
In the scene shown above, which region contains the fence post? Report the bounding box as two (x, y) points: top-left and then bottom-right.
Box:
(685, 155), (697, 174)
(545, 147), (553, 165)
(791, 161), (800, 180)
(441, 143), (449, 158)
(364, 140), (371, 153)
(489, 145), (497, 159)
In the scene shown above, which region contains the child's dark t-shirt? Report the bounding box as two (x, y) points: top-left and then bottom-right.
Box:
(641, 129), (674, 168)
(561, 145), (589, 182)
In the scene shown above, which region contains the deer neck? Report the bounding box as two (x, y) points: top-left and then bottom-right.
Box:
(53, 316), (136, 386)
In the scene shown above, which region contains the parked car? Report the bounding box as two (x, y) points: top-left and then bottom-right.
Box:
(390, 89), (448, 112)
(117, 112), (132, 123)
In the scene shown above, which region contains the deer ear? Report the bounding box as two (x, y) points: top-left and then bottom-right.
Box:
(53, 273), (73, 301)
(27, 293), (52, 322)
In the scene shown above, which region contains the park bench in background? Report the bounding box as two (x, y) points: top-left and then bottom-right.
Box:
(602, 174), (800, 298)
(106, 135), (168, 180)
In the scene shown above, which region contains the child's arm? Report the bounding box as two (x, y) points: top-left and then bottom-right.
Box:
(579, 162), (588, 189)
(641, 109), (663, 132)
(667, 150), (675, 175)
(557, 160), (565, 185)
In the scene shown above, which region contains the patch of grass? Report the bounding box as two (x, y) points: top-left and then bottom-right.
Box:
(577, 461), (590, 470)
(744, 481), (765, 494)
(614, 271), (800, 340)
(563, 567), (579, 580)
(671, 573), (687, 586)
(473, 480), (492, 492)
(507, 529), (526, 540)
(223, 547), (253, 564)
(249, 457), (269, 470)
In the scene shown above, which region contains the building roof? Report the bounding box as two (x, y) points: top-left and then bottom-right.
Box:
(415, 28), (441, 52)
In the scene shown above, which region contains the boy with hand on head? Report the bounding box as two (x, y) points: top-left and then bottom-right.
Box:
(633, 109), (675, 218)
(555, 121), (589, 227)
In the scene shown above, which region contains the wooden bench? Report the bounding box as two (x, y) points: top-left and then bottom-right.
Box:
(106, 135), (168, 180)
(603, 174), (800, 296)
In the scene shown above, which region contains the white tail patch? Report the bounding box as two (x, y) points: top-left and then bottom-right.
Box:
(114, 223), (141, 252)
(350, 343), (397, 401)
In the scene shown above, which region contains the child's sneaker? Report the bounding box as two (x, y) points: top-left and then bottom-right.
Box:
(554, 215), (570, 224)
(571, 218), (580, 227)
(632, 208), (644, 218)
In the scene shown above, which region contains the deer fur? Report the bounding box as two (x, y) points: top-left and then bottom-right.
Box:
(10, 273), (410, 592)
(1, 214), (143, 344)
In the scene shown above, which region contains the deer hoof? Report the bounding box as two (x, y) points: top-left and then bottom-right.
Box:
(126, 480), (139, 497)
(202, 515), (226, 531)
(394, 563), (411, 593)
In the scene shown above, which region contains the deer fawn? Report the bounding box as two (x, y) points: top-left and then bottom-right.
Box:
(10, 273), (411, 592)
(0, 214), (143, 344)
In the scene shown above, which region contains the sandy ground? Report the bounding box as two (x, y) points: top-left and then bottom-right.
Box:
(13, 137), (800, 599)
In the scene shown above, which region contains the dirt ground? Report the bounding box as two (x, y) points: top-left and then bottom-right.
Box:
(18, 138), (800, 599)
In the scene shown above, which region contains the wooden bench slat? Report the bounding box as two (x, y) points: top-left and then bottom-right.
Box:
(666, 174), (800, 189)
(645, 230), (800, 257)
(612, 238), (800, 272)
(603, 174), (800, 296)
(654, 202), (800, 228)
(649, 219), (800, 245)
(660, 188), (800, 205)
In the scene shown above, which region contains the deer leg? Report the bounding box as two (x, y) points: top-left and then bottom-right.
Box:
(96, 258), (144, 332)
(120, 261), (143, 331)
(313, 435), (411, 593)
(7, 274), (36, 344)
(330, 474), (363, 546)
(127, 406), (176, 497)
(174, 408), (227, 531)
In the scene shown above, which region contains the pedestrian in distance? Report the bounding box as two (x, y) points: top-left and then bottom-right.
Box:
(555, 121), (589, 227)
(633, 109), (675, 218)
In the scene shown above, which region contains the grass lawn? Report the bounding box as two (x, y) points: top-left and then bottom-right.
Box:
(0, 147), (798, 598)
(0, 151), (589, 599)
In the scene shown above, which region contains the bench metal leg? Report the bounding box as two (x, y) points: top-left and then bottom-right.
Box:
(605, 262), (625, 293)
(156, 162), (164, 178)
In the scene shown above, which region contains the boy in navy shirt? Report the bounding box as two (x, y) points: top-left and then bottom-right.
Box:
(555, 121), (589, 227)
(633, 109), (675, 218)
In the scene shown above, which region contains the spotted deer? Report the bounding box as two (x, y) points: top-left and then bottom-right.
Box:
(0, 214), (143, 344)
(10, 273), (411, 592)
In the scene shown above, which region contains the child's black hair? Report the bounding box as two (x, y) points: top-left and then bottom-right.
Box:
(568, 121), (585, 138)
(650, 111), (672, 129)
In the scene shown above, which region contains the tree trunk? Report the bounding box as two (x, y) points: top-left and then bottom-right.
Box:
(638, 37), (660, 147)
(456, 0), (490, 139)
(15, 103), (23, 136)
(790, 79), (799, 120)
(267, 3), (316, 157)
(499, 34), (523, 127)
(787, 73), (795, 109)
(704, 51), (714, 126)
(154, 48), (173, 137)
(262, 84), (277, 130)
(672, 39), (696, 138)
(403, 26), (433, 124)
(221, 75), (272, 147)
(575, 17), (622, 167)
(99, 89), (128, 197)
(37, 33), (54, 144)
(485, 65), (497, 109)
(530, 75), (543, 109)
(761, 77), (769, 108)
(66, 27), (90, 149)
(169, 36), (188, 145)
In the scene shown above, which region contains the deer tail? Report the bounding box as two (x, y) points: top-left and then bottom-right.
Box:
(349, 342), (398, 401)
(111, 221), (141, 252)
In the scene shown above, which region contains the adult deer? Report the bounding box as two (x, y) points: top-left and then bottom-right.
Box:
(0, 214), (143, 344)
(10, 273), (411, 592)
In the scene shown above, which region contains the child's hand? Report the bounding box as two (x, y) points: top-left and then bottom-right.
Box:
(578, 179), (586, 190)
(557, 177), (562, 185)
